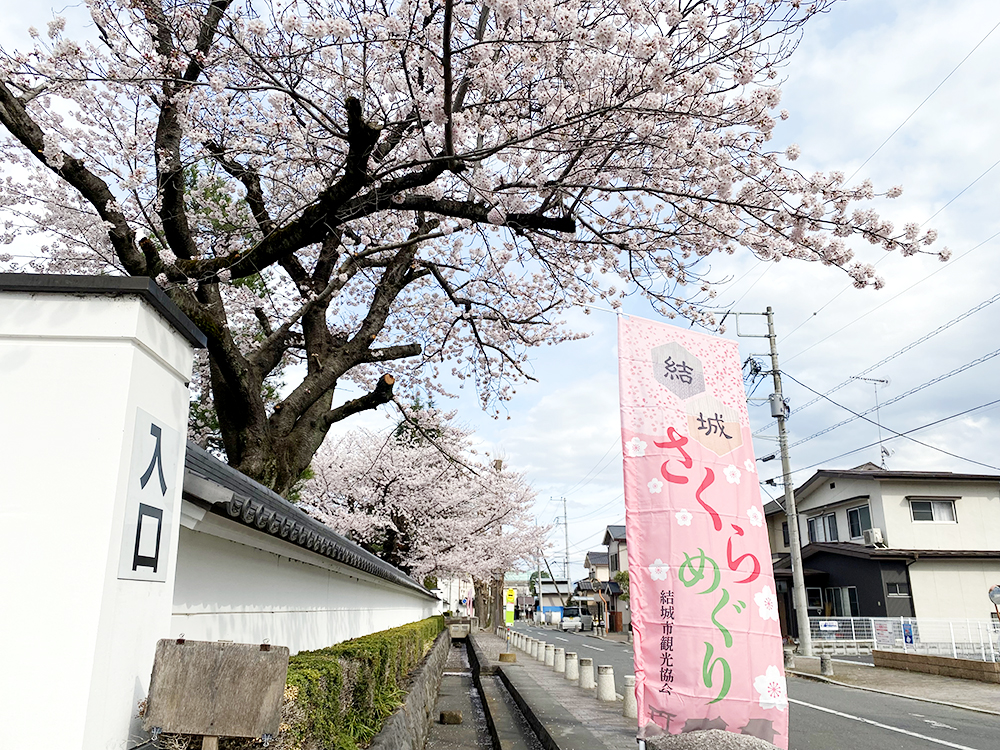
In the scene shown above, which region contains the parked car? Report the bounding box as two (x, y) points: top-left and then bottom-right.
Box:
(561, 606), (583, 631)
(580, 613), (594, 632)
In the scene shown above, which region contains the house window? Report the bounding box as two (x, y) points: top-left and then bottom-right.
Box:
(824, 588), (845, 616)
(807, 513), (838, 542)
(782, 522), (789, 547)
(848, 505), (872, 539)
(847, 586), (860, 616)
(909, 499), (957, 523)
(886, 582), (910, 597)
(610, 553), (618, 572)
(806, 587), (823, 610)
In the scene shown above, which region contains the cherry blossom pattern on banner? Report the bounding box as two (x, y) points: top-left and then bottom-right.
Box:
(754, 586), (780, 622)
(754, 667), (788, 711)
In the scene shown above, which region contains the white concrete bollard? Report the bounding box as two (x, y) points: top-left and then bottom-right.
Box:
(544, 643), (555, 667)
(529, 639), (538, 658)
(596, 665), (616, 702)
(565, 652), (579, 681)
(821, 655), (835, 676)
(579, 657), (595, 689)
(537, 641), (547, 662)
(554, 647), (566, 673)
(623, 675), (637, 718)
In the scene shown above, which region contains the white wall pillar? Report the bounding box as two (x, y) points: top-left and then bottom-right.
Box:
(0, 276), (202, 750)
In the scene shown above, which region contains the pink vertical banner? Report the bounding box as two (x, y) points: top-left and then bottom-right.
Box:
(618, 315), (787, 748)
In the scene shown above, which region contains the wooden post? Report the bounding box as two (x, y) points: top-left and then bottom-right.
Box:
(202, 737), (219, 750)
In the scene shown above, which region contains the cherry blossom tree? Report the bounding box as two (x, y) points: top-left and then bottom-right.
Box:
(0, 0), (943, 495)
(300, 406), (547, 601)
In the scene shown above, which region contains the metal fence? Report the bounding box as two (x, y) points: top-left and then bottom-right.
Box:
(808, 617), (1000, 662)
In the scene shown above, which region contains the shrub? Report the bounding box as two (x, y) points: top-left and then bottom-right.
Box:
(286, 615), (445, 749)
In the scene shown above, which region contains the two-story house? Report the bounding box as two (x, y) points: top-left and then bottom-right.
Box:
(765, 463), (1000, 636)
(603, 524), (630, 631)
(573, 550), (619, 630)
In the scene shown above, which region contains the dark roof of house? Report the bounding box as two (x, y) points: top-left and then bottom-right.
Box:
(585, 550), (609, 566)
(763, 500), (783, 516)
(794, 465), (1000, 500)
(574, 579), (623, 595)
(183, 442), (435, 599)
(603, 525), (627, 544)
(777, 541), (1000, 563)
(0, 273), (207, 347)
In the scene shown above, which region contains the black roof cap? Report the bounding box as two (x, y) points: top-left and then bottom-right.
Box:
(0, 273), (206, 348)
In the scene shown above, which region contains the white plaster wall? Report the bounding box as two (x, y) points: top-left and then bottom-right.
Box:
(172, 509), (438, 653)
(878, 480), (1000, 551)
(794, 477), (878, 545)
(766, 514), (786, 554)
(908, 559), (1000, 619)
(0, 292), (193, 750)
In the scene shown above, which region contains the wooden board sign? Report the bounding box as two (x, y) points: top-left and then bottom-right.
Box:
(143, 639), (289, 738)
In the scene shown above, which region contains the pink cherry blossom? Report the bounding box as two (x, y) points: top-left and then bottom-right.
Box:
(0, 0), (938, 494)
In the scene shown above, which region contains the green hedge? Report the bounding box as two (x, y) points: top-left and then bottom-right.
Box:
(285, 615), (445, 749)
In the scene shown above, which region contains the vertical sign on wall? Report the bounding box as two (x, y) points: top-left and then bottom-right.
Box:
(618, 316), (787, 747)
(118, 408), (182, 582)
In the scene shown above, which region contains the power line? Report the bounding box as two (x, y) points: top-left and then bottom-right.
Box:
(561, 437), (620, 496)
(565, 445), (622, 497)
(780, 372), (1000, 472)
(845, 18), (1000, 184)
(774, 19), (1000, 345)
(783, 228), (1000, 365)
(778, 397), (1000, 478)
(565, 515), (625, 555)
(570, 492), (624, 522)
(782, 346), (1000, 451)
(754, 288), (1000, 435)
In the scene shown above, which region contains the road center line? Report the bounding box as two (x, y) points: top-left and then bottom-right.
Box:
(789, 698), (983, 750)
(581, 644), (604, 651)
(555, 636), (569, 642)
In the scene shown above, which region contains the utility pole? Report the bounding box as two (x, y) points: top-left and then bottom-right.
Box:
(536, 518), (542, 623)
(562, 497), (570, 583)
(764, 306), (813, 657)
(737, 308), (812, 657)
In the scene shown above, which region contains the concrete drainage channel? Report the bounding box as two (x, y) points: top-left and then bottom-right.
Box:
(425, 636), (544, 750)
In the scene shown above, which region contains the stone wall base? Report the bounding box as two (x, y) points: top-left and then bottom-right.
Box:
(369, 630), (452, 750)
(872, 649), (1000, 683)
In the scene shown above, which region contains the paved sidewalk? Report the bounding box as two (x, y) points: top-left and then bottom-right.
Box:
(473, 630), (639, 750)
(788, 655), (1000, 714)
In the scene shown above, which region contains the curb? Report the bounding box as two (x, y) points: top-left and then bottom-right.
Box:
(786, 670), (1000, 717)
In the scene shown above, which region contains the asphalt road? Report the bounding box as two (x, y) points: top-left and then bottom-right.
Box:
(508, 622), (1000, 750)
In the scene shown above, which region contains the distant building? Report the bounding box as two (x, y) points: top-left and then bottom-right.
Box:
(602, 525), (630, 631)
(584, 550), (610, 582)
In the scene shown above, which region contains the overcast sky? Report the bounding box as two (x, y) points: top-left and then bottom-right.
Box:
(4, 0), (999, 584)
